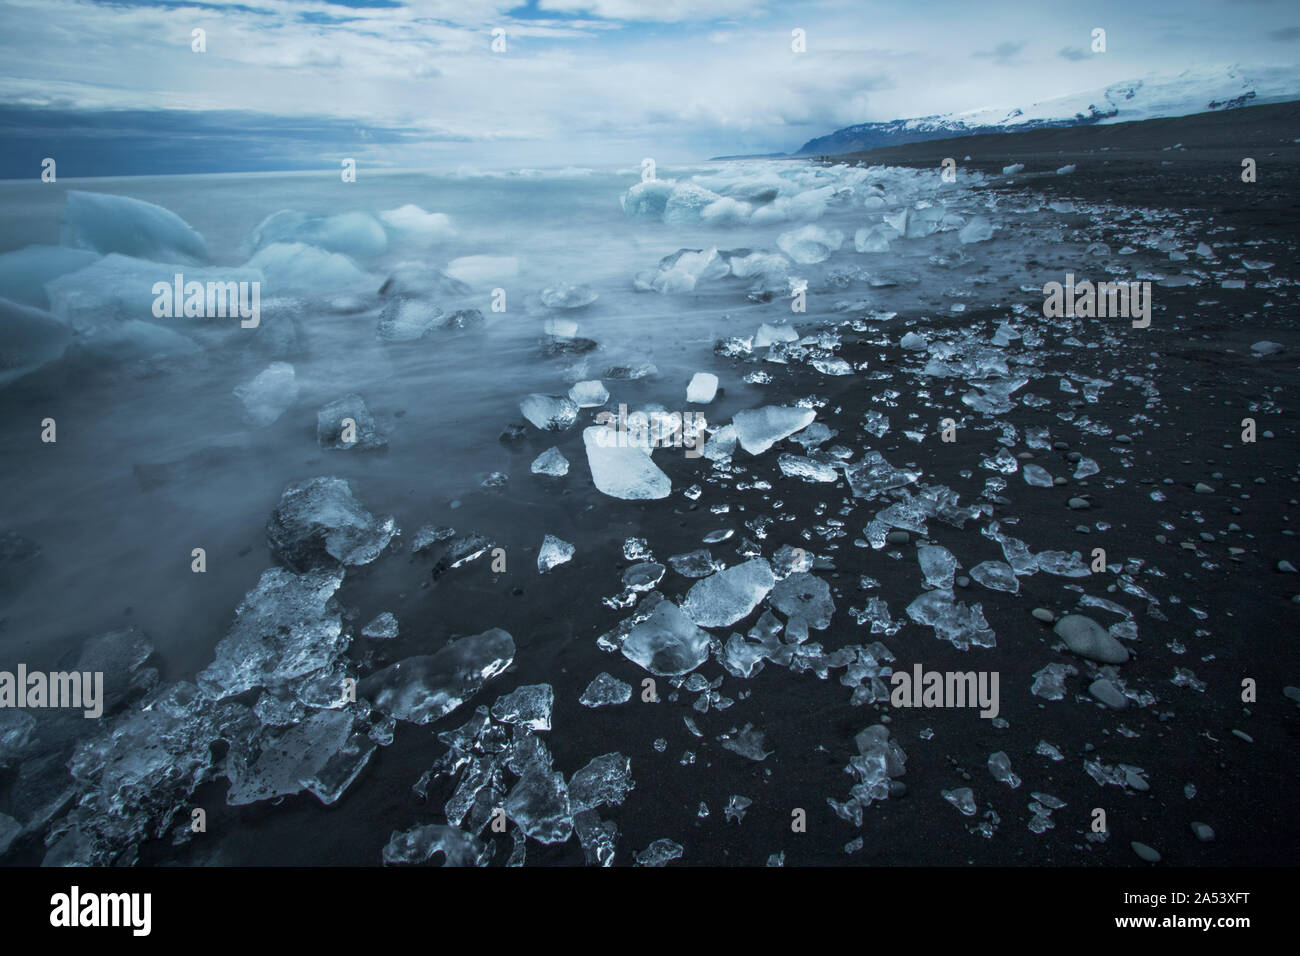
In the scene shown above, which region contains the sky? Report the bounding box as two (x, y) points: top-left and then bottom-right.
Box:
(0, 0), (1297, 177)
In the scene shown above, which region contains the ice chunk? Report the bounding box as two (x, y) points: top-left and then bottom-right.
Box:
(362, 612), (399, 640)
(958, 217), (994, 244)
(664, 182), (724, 224)
(247, 242), (371, 296)
(505, 762), (572, 844)
(854, 226), (892, 253)
(378, 205), (455, 247)
(266, 476), (397, 571)
(969, 560), (1019, 593)
(917, 545), (959, 590)
(538, 534), (575, 572)
(60, 191), (208, 264)
(376, 297), (443, 341)
(682, 558), (775, 628)
(249, 210), (387, 258)
(701, 196), (752, 225)
(843, 451), (919, 498)
(359, 628), (516, 725)
(777, 224), (844, 264)
(732, 405), (816, 456)
(686, 372), (718, 404)
(770, 572), (834, 629)
(378, 262), (469, 298)
(620, 178), (676, 219)
(0, 245), (98, 310)
(445, 255), (518, 287)
(1036, 551), (1091, 577)
(530, 447), (570, 476)
(754, 322), (798, 347)
(520, 394), (579, 432)
(317, 394), (386, 450)
(226, 708), (374, 806)
(235, 362), (298, 427)
(569, 752), (634, 812)
(582, 426), (671, 500)
(541, 284), (598, 309)
(580, 673), (632, 707)
(568, 380), (608, 408)
(198, 567), (346, 699)
(44, 254), (262, 331)
(636, 839), (683, 866)
(621, 601), (712, 675)
(491, 684), (553, 731)
(382, 824), (488, 866)
(0, 298), (73, 387)
(905, 589), (995, 650)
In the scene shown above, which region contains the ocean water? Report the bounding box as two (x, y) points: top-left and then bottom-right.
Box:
(1, 161), (1013, 676)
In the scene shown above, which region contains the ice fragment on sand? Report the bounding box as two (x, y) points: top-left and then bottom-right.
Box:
(520, 394), (579, 432)
(537, 534), (574, 573)
(266, 476), (396, 572)
(491, 684), (553, 731)
(621, 601), (711, 676)
(732, 405), (816, 456)
(770, 572), (834, 629)
(686, 372), (719, 404)
(682, 558), (775, 628)
(905, 589), (995, 649)
(568, 380), (608, 408)
(383, 824), (488, 866)
(359, 628), (515, 725)
(235, 362), (298, 426)
(569, 752), (634, 812)
(580, 673), (632, 708)
(530, 447), (569, 476)
(582, 426), (671, 500)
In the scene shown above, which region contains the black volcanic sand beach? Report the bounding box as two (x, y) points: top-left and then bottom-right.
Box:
(5, 105), (1299, 868)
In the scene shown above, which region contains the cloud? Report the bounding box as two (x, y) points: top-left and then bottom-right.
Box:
(1268, 26), (1300, 40)
(972, 40), (1026, 64)
(1058, 45), (1087, 61)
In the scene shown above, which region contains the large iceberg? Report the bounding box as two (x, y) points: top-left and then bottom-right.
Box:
(60, 191), (209, 264)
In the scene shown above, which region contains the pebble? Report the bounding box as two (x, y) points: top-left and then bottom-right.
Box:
(1278, 560), (1297, 573)
(955, 575), (970, 588)
(1068, 497), (1090, 510)
(1194, 482), (1214, 494)
(1231, 729), (1253, 743)
(1116, 435), (1132, 444)
(1190, 822), (1215, 842)
(1032, 608), (1055, 623)
(1089, 678), (1129, 709)
(1054, 614), (1129, 664)
(1131, 841), (1161, 863)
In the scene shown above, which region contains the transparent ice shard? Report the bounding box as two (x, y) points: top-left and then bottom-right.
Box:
(537, 534), (575, 573)
(682, 558), (776, 627)
(491, 684), (553, 731)
(580, 673), (632, 708)
(770, 572), (835, 629)
(266, 476), (396, 572)
(621, 601), (712, 676)
(732, 406), (816, 456)
(520, 394), (579, 432)
(359, 628), (516, 725)
(382, 824), (489, 866)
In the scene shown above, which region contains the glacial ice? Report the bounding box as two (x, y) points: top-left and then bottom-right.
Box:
(0, 245), (98, 310)
(445, 255), (518, 287)
(359, 628), (516, 724)
(0, 298), (73, 387)
(60, 191), (209, 264)
(582, 426), (672, 500)
(198, 567), (346, 700)
(917, 544), (959, 590)
(249, 210), (387, 258)
(382, 824), (488, 866)
(569, 752), (633, 812)
(378, 205), (455, 247)
(568, 380), (608, 407)
(905, 589), (995, 649)
(317, 393), (386, 450)
(777, 224), (844, 264)
(732, 405), (816, 456)
(265, 476), (397, 571)
(538, 534), (575, 572)
(580, 673), (632, 707)
(541, 284), (598, 309)
(520, 394), (579, 432)
(970, 560), (1019, 593)
(682, 558), (775, 628)
(491, 684), (554, 731)
(621, 601), (712, 675)
(247, 242), (372, 296)
(225, 708), (375, 806)
(376, 297), (443, 341)
(235, 362), (299, 427)
(686, 372), (719, 404)
(958, 217), (994, 244)
(530, 447), (570, 477)
(770, 572), (834, 629)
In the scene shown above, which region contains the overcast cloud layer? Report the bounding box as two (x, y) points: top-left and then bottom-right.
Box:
(0, 0), (1297, 176)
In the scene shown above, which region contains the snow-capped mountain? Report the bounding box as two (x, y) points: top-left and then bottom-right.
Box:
(792, 65), (1300, 157)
